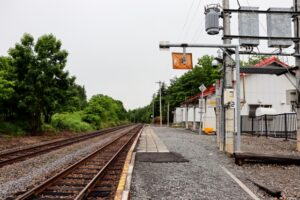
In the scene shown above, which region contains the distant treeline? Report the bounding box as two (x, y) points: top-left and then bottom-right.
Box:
(0, 33), (127, 135)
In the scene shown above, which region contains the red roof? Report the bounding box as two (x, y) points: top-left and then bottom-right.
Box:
(182, 57), (290, 105)
(255, 56), (289, 68)
(182, 85), (216, 105)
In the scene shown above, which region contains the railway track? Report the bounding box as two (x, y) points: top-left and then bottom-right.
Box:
(0, 124), (131, 168)
(16, 124), (143, 200)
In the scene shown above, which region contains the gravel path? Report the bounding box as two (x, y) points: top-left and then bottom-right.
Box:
(131, 127), (253, 200)
(131, 127), (300, 200)
(0, 128), (130, 199)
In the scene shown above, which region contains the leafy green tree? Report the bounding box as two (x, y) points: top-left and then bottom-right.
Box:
(62, 84), (87, 112)
(0, 57), (15, 119)
(8, 33), (75, 133)
(82, 94), (127, 129)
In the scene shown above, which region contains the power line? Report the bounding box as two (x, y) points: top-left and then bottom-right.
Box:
(178, 0), (196, 41)
(182, 0), (203, 40)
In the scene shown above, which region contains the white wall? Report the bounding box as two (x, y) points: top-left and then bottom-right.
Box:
(240, 74), (295, 115)
(174, 95), (217, 131)
(203, 95), (216, 130)
(174, 73), (295, 130)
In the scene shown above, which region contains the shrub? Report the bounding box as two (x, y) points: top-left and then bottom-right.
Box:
(41, 123), (57, 133)
(51, 112), (94, 132)
(0, 121), (25, 136)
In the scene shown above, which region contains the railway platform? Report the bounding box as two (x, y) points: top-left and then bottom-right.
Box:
(136, 126), (169, 153)
(130, 126), (259, 200)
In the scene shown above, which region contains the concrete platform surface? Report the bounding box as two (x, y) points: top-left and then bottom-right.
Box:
(136, 126), (169, 153)
(131, 127), (256, 200)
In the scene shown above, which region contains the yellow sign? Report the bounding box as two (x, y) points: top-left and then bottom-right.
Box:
(207, 99), (217, 108)
(172, 52), (193, 70)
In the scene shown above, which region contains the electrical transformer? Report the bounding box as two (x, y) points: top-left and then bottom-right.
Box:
(205, 5), (221, 35)
(238, 6), (260, 47)
(267, 7), (293, 48)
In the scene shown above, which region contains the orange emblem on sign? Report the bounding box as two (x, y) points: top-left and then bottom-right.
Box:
(172, 52), (193, 70)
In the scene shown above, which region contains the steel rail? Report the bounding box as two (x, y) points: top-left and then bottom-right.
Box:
(74, 126), (140, 199)
(0, 124), (131, 168)
(16, 124), (142, 200)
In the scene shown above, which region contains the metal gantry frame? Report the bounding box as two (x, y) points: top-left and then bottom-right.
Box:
(159, 43), (241, 152)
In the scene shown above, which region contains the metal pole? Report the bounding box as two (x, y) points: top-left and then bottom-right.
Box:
(186, 104), (189, 129)
(159, 82), (162, 127)
(152, 94), (155, 124)
(199, 91), (204, 135)
(167, 102), (170, 127)
(193, 106), (196, 131)
(235, 46), (241, 152)
(294, 0), (300, 151)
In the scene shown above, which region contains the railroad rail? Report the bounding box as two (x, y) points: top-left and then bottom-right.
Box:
(16, 124), (143, 200)
(0, 124), (131, 168)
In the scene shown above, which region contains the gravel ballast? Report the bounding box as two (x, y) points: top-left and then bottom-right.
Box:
(131, 127), (300, 200)
(0, 128), (130, 199)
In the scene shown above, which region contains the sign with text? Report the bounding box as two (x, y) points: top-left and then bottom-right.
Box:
(172, 52), (193, 70)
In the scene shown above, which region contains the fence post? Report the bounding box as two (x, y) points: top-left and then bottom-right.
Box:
(284, 113), (288, 141)
(240, 116), (243, 135)
(264, 115), (268, 138)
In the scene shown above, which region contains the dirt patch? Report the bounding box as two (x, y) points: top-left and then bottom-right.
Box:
(241, 135), (300, 156)
(0, 131), (80, 151)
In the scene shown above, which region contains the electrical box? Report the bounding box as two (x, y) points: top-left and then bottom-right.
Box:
(205, 5), (221, 35)
(267, 7), (293, 48)
(286, 89), (297, 105)
(224, 89), (234, 104)
(238, 6), (260, 47)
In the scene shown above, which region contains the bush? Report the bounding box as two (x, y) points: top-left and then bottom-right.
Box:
(41, 123), (57, 133)
(0, 121), (25, 136)
(51, 112), (94, 132)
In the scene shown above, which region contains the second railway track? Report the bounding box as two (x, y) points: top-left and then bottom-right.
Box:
(15, 124), (143, 200)
(0, 124), (131, 168)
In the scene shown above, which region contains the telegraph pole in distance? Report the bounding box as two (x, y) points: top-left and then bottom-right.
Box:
(152, 93), (155, 124)
(223, 0), (235, 154)
(156, 81), (162, 127)
(294, 0), (300, 151)
(167, 102), (170, 127)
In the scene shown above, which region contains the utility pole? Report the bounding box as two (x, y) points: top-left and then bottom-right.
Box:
(294, 0), (300, 151)
(185, 98), (189, 129)
(167, 102), (170, 127)
(156, 81), (163, 127)
(152, 93), (155, 124)
(223, 0), (235, 154)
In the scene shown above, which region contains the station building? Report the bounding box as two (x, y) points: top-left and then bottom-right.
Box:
(173, 57), (297, 132)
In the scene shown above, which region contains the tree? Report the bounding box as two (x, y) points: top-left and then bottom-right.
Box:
(8, 33), (75, 133)
(82, 94), (127, 129)
(0, 57), (15, 119)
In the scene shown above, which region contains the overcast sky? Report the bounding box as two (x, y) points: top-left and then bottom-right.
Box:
(0, 0), (294, 109)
